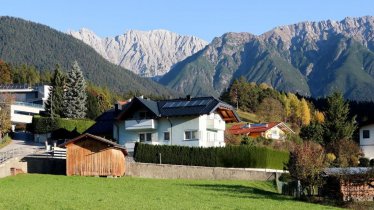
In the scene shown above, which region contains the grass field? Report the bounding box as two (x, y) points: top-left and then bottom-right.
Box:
(0, 174), (340, 210)
(236, 110), (259, 123)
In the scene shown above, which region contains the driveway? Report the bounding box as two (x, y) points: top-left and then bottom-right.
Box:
(0, 132), (44, 155)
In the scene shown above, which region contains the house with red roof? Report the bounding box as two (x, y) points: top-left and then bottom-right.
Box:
(228, 122), (294, 140)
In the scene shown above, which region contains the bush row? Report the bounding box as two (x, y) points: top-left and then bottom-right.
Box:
(134, 143), (289, 170)
(31, 116), (95, 134)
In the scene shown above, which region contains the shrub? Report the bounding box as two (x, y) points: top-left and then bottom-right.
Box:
(134, 143), (289, 170)
(31, 115), (95, 134)
(370, 159), (374, 167)
(0, 135), (12, 149)
(359, 157), (370, 167)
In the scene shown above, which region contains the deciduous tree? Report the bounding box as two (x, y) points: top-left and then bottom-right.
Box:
(287, 141), (327, 197)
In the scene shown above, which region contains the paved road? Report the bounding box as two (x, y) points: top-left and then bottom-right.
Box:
(0, 132), (44, 154)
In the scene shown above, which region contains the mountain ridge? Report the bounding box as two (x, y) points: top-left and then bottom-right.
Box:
(68, 28), (208, 77)
(160, 16), (374, 101)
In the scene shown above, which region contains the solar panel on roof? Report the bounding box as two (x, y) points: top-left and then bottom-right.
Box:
(250, 123), (267, 127)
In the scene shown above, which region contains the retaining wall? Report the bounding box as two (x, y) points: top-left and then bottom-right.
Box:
(0, 157), (27, 178)
(126, 162), (284, 181)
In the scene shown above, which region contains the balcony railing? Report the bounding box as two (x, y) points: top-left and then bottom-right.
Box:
(125, 119), (157, 130)
(206, 119), (225, 130)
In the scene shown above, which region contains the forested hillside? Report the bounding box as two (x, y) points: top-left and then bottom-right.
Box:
(0, 16), (176, 97)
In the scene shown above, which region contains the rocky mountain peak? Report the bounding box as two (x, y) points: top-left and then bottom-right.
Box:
(68, 29), (208, 77)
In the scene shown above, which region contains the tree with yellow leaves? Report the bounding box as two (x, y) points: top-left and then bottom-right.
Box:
(300, 98), (311, 126)
(314, 111), (325, 123)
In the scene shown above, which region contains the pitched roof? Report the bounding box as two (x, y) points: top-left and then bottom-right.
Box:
(85, 108), (119, 136)
(59, 133), (127, 155)
(117, 96), (240, 123)
(228, 122), (294, 135)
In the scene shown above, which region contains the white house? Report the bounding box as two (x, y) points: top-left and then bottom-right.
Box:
(0, 84), (50, 130)
(113, 96), (240, 151)
(360, 123), (374, 159)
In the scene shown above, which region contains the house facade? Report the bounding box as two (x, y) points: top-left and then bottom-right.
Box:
(113, 96), (240, 151)
(228, 122), (294, 140)
(360, 124), (374, 159)
(0, 84), (50, 130)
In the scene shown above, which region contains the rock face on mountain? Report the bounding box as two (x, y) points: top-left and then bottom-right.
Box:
(160, 16), (374, 101)
(69, 29), (208, 77)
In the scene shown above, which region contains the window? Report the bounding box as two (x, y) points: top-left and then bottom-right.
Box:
(146, 133), (152, 141)
(139, 133), (145, 142)
(139, 133), (152, 142)
(164, 132), (170, 141)
(363, 130), (370, 139)
(185, 130), (198, 140)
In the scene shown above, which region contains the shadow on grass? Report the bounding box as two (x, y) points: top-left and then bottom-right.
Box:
(185, 183), (291, 201)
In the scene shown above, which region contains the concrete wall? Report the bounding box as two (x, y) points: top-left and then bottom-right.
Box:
(126, 162), (283, 181)
(0, 157), (28, 178)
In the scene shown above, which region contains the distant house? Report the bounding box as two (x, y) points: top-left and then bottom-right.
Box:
(85, 101), (129, 139)
(228, 122), (294, 140)
(0, 84), (50, 130)
(60, 133), (127, 177)
(114, 96), (240, 151)
(360, 123), (374, 159)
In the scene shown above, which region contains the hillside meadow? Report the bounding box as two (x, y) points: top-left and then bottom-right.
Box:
(0, 174), (340, 210)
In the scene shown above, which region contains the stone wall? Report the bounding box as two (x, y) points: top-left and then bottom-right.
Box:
(126, 162), (284, 181)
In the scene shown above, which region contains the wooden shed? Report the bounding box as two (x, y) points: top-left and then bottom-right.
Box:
(60, 133), (127, 177)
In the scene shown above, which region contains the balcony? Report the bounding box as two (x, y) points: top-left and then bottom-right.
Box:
(125, 119), (157, 130)
(206, 119), (225, 131)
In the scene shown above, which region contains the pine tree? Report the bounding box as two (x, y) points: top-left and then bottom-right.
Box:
(45, 65), (66, 117)
(323, 92), (356, 145)
(62, 61), (87, 118)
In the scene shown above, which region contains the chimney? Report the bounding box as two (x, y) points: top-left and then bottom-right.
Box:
(186, 95), (191, 100)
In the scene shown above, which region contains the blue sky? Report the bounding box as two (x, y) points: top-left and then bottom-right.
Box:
(1, 0), (373, 41)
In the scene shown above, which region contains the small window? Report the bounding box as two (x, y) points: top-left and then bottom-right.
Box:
(146, 133), (152, 141)
(185, 130), (198, 140)
(139, 133), (152, 142)
(164, 132), (170, 141)
(363, 130), (370, 139)
(139, 133), (145, 142)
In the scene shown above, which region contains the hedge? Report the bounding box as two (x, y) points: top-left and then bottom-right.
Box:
(31, 116), (95, 134)
(134, 143), (289, 170)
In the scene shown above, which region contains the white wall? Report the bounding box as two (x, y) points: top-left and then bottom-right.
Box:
(115, 112), (226, 150)
(360, 124), (374, 159)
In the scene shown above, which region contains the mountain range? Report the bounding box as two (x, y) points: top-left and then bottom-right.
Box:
(69, 28), (208, 77)
(160, 16), (374, 101)
(1, 16), (374, 101)
(0, 16), (175, 97)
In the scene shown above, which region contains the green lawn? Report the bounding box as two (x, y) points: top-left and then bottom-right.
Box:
(0, 174), (340, 210)
(236, 110), (259, 123)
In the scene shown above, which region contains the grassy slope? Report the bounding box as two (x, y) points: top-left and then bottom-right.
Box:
(236, 110), (259, 123)
(0, 174), (340, 210)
